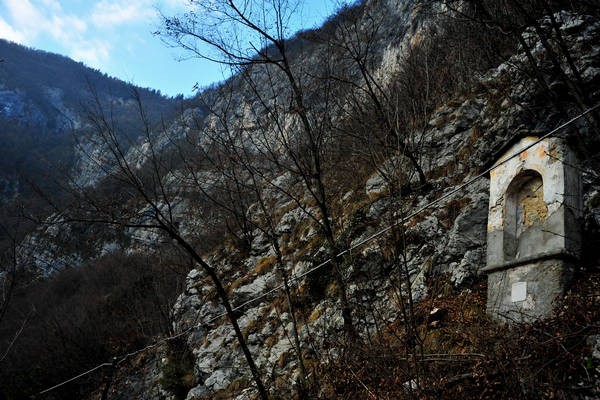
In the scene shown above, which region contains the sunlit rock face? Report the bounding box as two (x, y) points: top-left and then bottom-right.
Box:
(14, 5), (600, 399)
(164, 10), (600, 399)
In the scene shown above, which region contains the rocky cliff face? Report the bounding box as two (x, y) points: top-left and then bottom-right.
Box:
(4, 1), (599, 399)
(97, 7), (600, 400)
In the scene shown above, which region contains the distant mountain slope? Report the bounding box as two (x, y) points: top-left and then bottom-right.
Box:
(0, 39), (179, 201)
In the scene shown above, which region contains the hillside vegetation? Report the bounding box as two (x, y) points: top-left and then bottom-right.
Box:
(1, 0), (600, 399)
(0, 38), (179, 202)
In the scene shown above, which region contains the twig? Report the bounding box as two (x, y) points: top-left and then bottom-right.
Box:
(348, 367), (378, 400)
(0, 309), (33, 363)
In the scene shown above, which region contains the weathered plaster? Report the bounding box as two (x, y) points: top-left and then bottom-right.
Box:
(515, 175), (546, 234)
(486, 259), (573, 323)
(484, 136), (582, 322)
(486, 136), (582, 268)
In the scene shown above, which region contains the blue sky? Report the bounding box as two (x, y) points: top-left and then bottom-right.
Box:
(0, 0), (346, 97)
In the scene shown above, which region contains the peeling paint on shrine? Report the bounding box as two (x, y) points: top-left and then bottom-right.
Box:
(483, 135), (582, 322)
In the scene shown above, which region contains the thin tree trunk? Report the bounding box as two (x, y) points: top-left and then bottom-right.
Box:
(273, 243), (309, 386)
(167, 228), (269, 400)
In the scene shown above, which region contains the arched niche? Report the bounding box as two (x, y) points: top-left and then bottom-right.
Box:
(484, 136), (582, 322)
(503, 170), (547, 261)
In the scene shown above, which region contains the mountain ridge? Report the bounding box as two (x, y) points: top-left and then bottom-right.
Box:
(1, 1), (600, 399)
(0, 38), (179, 201)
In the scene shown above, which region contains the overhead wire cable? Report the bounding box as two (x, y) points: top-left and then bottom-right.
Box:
(206, 102), (600, 317)
(37, 363), (113, 396)
(35, 102), (600, 397)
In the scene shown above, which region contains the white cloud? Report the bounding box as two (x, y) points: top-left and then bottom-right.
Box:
(39, 0), (61, 11)
(0, 0), (190, 74)
(70, 39), (111, 69)
(0, 0), (185, 46)
(0, 16), (26, 43)
(1, 0), (87, 42)
(49, 14), (88, 41)
(0, 0), (111, 68)
(3, 0), (42, 33)
(162, 0), (191, 9)
(91, 0), (156, 28)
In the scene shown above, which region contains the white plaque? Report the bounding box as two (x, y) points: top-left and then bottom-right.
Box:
(511, 281), (527, 302)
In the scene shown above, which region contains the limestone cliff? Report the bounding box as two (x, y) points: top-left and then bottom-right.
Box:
(4, 2), (600, 399)
(100, 6), (600, 400)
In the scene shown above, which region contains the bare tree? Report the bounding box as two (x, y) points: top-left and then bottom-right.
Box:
(420, 0), (600, 134)
(324, 1), (431, 188)
(322, 5), (439, 393)
(174, 83), (312, 391)
(0, 207), (41, 365)
(59, 90), (271, 400)
(158, 0), (358, 338)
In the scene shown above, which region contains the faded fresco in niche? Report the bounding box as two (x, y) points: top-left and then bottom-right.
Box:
(502, 170), (549, 261)
(484, 136), (582, 322)
(515, 175), (547, 236)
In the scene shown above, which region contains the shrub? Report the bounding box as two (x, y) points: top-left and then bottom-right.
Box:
(159, 338), (196, 400)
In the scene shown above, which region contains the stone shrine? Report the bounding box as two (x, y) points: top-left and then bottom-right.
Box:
(483, 135), (582, 322)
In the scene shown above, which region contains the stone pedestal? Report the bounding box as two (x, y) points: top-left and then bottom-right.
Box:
(486, 259), (573, 323)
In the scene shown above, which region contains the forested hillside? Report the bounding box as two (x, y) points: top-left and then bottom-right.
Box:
(0, 38), (179, 201)
(1, 0), (600, 399)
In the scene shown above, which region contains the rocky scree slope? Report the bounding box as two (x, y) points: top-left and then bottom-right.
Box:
(15, 0), (429, 275)
(100, 9), (600, 400)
